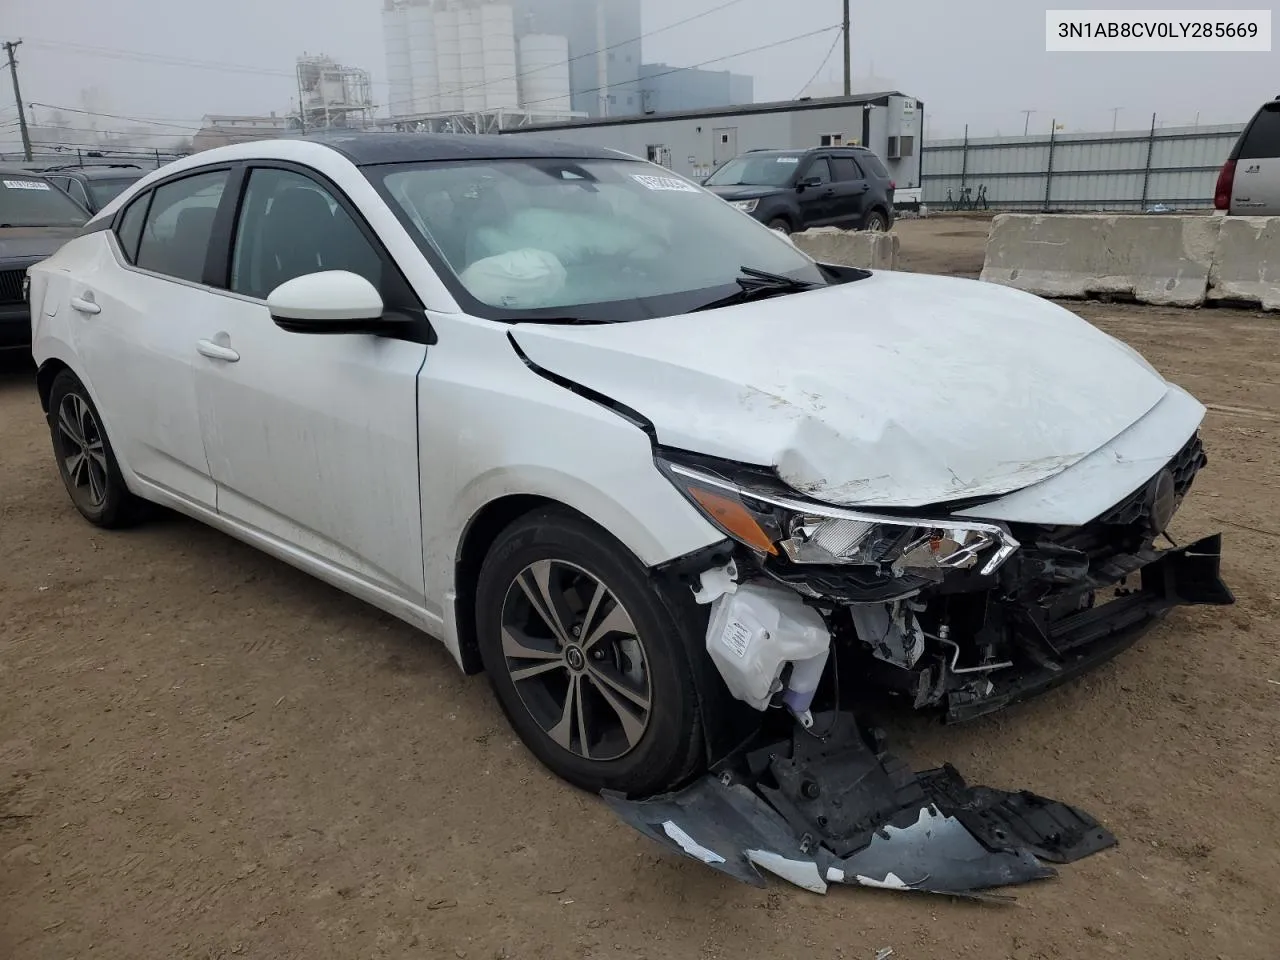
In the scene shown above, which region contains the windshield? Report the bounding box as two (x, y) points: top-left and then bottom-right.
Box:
(88, 176), (142, 208)
(704, 153), (803, 187)
(0, 175), (88, 227)
(371, 157), (826, 321)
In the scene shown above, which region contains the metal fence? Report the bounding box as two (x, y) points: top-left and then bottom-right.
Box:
(921, 119), (1243, 212)
(0, 147), (187, 170)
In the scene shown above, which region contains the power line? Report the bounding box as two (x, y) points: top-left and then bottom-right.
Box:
(794, 28), (844, 98)
(28, 102), (205, 132)
(520, 24), (843, 109)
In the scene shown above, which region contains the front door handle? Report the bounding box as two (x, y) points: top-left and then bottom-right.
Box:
(70, 294), (101, 315)
(196, 339), (240, 362)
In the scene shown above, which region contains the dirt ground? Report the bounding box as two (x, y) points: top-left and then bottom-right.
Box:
(2, 217), (1277, 960)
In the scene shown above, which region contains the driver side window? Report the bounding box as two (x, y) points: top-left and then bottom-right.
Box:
(803, 158), (833, 184)
(230, 167), (382, 301)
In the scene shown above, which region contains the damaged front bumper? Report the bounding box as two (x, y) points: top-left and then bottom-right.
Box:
(605, 712), (1116, 897)
(943, 532), (1234, 722)
(661, 431), (1233, 729)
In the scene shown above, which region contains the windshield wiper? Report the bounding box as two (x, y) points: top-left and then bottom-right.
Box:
(690, 265), (823, 313)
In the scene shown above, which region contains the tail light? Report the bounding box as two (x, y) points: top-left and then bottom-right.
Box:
(889, 180), (896, 190)
(1214, 160), (1236, 210)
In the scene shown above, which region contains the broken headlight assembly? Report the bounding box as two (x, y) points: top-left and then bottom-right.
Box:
(656, 456), (1019, 581)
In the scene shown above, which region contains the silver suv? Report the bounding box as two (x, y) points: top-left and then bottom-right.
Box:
(1216, 97), (1280, 214)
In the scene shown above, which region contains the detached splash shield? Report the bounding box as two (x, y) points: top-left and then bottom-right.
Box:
(604, 713), (1115, 898)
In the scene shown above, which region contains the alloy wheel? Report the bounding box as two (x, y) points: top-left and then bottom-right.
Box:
(499, 559), (652, 762)
(57, 393), (109, 510)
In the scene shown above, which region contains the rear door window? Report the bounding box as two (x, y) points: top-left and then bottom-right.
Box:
(831, 157), (865, 181)
(1238, 105), (1280, 159)
(115, 192), (151, 264)
(135, 170), (229, 284)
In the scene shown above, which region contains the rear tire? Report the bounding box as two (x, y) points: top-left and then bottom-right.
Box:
(47, 370), (145, 528)
(474, 508), (729, 796)
(863, 209), (889, 232)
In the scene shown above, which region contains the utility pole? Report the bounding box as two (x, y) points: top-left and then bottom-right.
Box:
(842, 0), (851, 97)
(3, 40), (32, 162)
(1020, 109), (1035, 136)
(1109, 106), (1122, 132)
(295, 62), (308, 134)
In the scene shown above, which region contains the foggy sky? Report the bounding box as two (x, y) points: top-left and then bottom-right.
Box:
(1, 0), (1275, 146)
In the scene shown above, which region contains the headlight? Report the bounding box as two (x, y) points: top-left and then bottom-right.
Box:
(657, 458), (1019, 579)
(732, 199), (759, 213)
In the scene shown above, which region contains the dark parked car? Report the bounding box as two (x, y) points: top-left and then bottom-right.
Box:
(0, 166), (89, 349)
(39, 164), (147, 215)
(703, 147), (895, 234)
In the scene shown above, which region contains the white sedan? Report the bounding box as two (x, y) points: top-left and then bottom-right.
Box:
(27, 135), (1231, 797)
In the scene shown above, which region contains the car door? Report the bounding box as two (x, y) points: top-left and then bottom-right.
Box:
(69, 167), (233, 509)
(191, 162), (429, 607)
(795, 156), (836, 228)
(829, 155), (872, 226)
(1230, 102), (1280, 215)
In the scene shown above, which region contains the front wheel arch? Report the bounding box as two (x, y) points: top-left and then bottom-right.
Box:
(453, 494), (561, 674)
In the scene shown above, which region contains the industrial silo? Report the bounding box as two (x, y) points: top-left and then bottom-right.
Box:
(457, 4), (487, 112)
(480, 4), (519, 111)
(381, 3), (414, 117)
(434, 5), (463, 112)
(518, 34), (572, 116)
(406, 3), (439, 115)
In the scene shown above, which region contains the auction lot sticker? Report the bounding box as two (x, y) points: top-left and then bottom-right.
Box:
(1046, 9), (1271, 51)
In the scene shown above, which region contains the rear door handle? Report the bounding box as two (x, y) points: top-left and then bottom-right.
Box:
(196, 339), (240, 362)
(70, 295), (101, 315)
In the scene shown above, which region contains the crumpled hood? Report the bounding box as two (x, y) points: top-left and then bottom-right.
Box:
(0, 227), (81, 263)
(511, 270), (1170, 508)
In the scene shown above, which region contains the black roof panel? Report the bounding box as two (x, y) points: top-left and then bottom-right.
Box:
(303, 132), (633, 165)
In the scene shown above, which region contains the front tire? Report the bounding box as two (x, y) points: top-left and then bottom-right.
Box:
(767, 217), (793, 235)
(474, 509), (721, 796)
(47, 370), (144, 528)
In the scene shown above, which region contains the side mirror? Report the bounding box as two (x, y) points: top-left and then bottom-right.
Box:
(267, 270), (387, 334)
(797, 176), (822, 191)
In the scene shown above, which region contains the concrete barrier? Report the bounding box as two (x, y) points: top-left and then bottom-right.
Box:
(1207, 216), (1280, 311)
(793, 227), (899, 270)
(980, 214), (1219, 307)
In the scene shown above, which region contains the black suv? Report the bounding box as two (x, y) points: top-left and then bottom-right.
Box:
(703, 146), (895, 234)
(0, 166), (89, 349)
(38, 163), (147, 215)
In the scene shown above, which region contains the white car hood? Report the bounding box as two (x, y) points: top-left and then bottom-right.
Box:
(511, 271), (1169, 508)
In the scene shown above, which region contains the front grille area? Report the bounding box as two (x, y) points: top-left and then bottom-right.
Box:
(1096, 432), (1206, 526)
(0, 269), (24, 304)
(1019, 433), (1207, 563)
